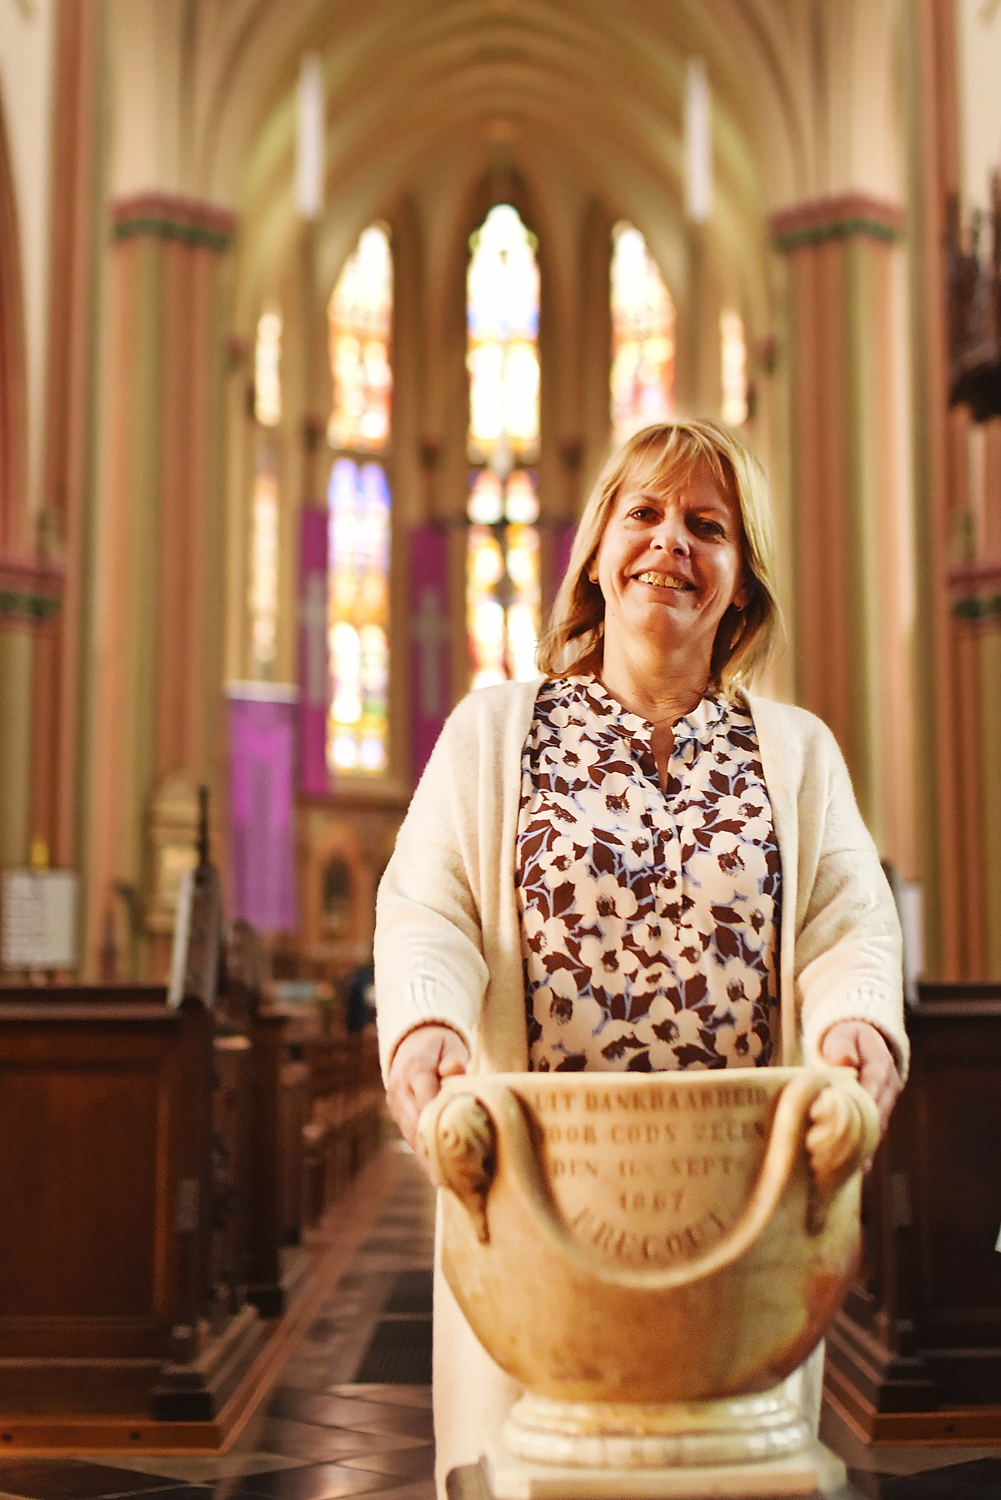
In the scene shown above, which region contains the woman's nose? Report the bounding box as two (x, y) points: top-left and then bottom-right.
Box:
(651, 511), (689, 554)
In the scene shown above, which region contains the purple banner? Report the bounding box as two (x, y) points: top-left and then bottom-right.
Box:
(410, 525), (451, 784)
(228, 689), (298, 933)
(298, 506), (329, 795)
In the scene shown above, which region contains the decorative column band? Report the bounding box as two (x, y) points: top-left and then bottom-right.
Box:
(0, 556), (63, 622)
(112, 193), (239, 251)
(948, 560), (1001, 621)
(769, 194), (906, 252)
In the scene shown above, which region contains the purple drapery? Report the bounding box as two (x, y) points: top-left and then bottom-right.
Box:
(228, 688), (298, 932)
(298, 506), (329, 796)
(409, 525), (451, 784)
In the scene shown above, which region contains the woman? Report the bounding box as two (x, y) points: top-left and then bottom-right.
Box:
(375, 419), (906, 1488)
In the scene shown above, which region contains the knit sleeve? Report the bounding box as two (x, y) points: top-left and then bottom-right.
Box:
(794, 723), (909, 1079)
(373, 706), (489, 1081)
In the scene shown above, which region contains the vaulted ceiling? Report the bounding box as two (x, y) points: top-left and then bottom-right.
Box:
(109, 0), (905, 331)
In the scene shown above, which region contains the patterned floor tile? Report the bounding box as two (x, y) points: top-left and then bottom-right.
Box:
(223, 1465), (399, 1500)
(339, 1484), (433, 1500)
(259, 1421), (427, 1465)
(336, 1452), (433, 1482)
(88, 1457), (308, 1484)
(327, 1390), (432, 1411)
(879, 1457), (1001, 1497)
(266, 1394), (417, 1431)
(0, 1462), (178, 1500)
(324, 1414), (432, 1445)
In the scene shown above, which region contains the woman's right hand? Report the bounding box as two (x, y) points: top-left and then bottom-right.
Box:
(386, 1024), (471, 1174)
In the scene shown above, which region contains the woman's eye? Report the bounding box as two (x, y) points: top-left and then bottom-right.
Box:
(694, 517), (725, 537)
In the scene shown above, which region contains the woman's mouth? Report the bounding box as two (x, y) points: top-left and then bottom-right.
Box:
(633, 571), (695, 591)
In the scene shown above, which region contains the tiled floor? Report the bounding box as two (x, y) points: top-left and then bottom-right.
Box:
(4, 1140), (1001, 1500)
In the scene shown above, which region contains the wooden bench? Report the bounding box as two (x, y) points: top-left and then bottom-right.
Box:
(301, 1029), (384, 1229)
(824, 982), (1001, 1441)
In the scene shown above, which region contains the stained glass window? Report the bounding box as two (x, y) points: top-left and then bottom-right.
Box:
(328, 224), (393, 453)
(720, 308), (748, 426)
(249, 307), (281, 681)
(254, 309), (283, 427)
(466, 205), (542, 688)
(467, 205), (540, 467)
(249, 460), (279, 673)
(326, 225), (393, 777)
(327, 459), (390, 775)
(610, 223), (675, 446)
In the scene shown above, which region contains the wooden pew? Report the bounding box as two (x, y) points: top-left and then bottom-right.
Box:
(0, 808), (384, 1437)
(824, 982), (1001, 1441)
(0, 829), (275, 1424)
(0, 993), (238, 1417)
(300, 1028), (384, 1231)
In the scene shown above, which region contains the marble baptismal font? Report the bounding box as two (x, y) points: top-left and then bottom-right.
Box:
(421, 1067), (879, 1499)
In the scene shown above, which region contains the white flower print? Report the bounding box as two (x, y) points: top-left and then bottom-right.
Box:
(517, 677), (780, 1073)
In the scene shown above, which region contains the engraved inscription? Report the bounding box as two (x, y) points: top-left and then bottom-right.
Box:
(518, 1078), (776, 1268)
(571, 1204), (728, 1266)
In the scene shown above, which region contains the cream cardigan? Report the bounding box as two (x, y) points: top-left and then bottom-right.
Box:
(375, 677), (908, 1083)
(375, 677), (907, 1492)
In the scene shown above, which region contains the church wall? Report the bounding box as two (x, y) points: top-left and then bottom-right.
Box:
(898, 0), (1001, 980)
(1, 0), (979, 990)
(215, 3), (864, 978)
(0, 0), (55, 534)
(952, 1), (1001, 978)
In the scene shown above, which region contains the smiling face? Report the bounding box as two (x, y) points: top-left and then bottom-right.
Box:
(591, 461), (750, 676)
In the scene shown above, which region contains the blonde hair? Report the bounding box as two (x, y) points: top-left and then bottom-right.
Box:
(536, 419), (782, 694)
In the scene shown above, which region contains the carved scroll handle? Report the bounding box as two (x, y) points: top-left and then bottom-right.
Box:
(425, 1092), (497, 1244)
(805, 1079), (880, 1234)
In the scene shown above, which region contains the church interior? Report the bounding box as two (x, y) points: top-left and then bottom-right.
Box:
(1, 1), (1001, 1497)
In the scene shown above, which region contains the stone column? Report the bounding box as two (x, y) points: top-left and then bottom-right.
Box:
(770, 195), (916, 878)
(31, 0), (107, 881)
(83, 193), (236, 977)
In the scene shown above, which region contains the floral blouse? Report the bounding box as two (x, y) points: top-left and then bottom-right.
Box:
(516, 676), (781, 1073)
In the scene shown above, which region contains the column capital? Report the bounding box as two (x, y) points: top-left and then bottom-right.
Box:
(769, 194), (905, 252)
(111, 193), (239, 252)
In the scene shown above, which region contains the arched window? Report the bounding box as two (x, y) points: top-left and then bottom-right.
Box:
(327, 224), (393, 775)
(610, 223), (675, 446)
(254, 308), (283, 427)
(720, 308), (748, 426)
(328, 225), (392, 452)
(466, 204), (541, 689)
(249, 309), (283, 676)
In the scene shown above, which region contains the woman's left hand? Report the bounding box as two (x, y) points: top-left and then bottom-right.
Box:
(819, 1020), (903, 1140)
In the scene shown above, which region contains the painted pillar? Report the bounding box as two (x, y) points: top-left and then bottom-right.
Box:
(902, 0), (999, 980)
(83, 193), (237, 978)
(0, 564), (63, 876)
(770, 196), (916, 880)
(31, 0), (107, 882)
